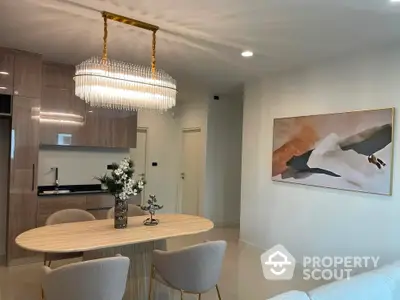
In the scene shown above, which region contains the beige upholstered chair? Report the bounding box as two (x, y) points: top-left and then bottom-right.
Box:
(44, 209), (96, 266)
(42, 256), (130, 300)
(149, 240), (227, 300)
(107, 204), (148, 219)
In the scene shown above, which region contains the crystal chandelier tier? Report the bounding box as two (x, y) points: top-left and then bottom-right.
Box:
(74, 11), (177, 111)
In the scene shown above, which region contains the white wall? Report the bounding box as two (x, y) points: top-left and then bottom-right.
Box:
(205, 94), (243, 226)
(173, 87), (244, 226)
(175, 100), (208, 216)
(38, 148), (129, 185)
(241, 45), (400, 264)
(137, 110), (180, 213)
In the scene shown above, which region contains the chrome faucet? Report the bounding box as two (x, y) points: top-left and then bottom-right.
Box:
(51, 167), (59, 190)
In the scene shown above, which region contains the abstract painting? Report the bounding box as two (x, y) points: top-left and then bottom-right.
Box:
(272, 108), (394, 195)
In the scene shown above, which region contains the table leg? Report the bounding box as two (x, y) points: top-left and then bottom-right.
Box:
(83, 240), (173, 299)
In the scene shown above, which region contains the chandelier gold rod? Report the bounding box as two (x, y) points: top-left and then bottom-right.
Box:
(101, 11), (159, 32)
(101, 11), (159, 76)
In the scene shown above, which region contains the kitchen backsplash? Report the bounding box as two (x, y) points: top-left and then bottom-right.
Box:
(38, 147), (130, 186)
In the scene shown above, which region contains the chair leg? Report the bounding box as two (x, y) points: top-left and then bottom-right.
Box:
(148, 265), (155, 300)
(180, 290), (184, 300)
(216, 285), (222, 300)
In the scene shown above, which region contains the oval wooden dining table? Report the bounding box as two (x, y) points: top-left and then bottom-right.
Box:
(16, 214), (214, 300)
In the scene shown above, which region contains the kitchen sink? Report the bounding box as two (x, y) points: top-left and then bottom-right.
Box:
(41, 190), (71, 195)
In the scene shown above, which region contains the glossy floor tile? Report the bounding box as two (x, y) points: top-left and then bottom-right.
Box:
(0, 227), (325, 300)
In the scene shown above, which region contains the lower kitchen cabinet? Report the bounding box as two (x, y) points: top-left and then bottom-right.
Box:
(86, 208), (109, 220)
(37, 194), (115, 226)
(86, 194), (114, 210)
(37, 196), (86, 226)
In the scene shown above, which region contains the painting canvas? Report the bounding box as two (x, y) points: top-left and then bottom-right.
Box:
(272, 108), (394, 195)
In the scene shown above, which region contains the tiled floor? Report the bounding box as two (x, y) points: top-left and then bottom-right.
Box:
(0, 227), (324, 300)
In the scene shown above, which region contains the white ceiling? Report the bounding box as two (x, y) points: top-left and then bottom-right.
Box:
(1, 0), (400, 93)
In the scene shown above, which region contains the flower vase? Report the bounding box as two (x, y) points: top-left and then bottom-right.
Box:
(114, 197), (128, 229)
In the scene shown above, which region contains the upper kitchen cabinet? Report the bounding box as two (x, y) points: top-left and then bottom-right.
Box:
(39, 61), (137, 148)
(112, 111), (137, 148)
(42, 62), (74, 90)
(40, 62), (86, 146)
(13, 51), (42, 99)
(82, 107), (137, 148)
(0, 48), (14, 95)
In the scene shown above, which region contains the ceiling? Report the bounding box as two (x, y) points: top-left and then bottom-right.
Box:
(1, 0), (400, 93)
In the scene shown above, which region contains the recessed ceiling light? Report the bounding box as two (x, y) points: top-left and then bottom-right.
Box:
(390, 0), (400, 3)
(0, 71), (9, 75)
(88, 110), (93, 113)
(241, 50), (253, 57)
(0, 87), (7, 90)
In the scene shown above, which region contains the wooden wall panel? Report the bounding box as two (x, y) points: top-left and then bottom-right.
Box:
(7, 96), (40, 262)
(8, 193), (38, 260)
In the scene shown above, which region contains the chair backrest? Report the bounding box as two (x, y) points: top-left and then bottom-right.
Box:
(42, 256), (130, 300)
(46, 209), (95, 225)
(107, 204), (147, 219)
(152, 240), (227, 293)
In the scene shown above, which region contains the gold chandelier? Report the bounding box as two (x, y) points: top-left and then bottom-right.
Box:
(74, 11), (177, 111)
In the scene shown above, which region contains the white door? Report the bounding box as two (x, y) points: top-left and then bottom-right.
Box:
(130, 128), (147, 205)
(181, 129), (202, 215)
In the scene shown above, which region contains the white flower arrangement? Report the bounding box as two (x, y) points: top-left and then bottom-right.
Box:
(95, 158), (145, 200)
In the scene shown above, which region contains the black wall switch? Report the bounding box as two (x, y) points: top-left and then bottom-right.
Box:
(107, 164), (114, 170)
(152, 162), (158, 167)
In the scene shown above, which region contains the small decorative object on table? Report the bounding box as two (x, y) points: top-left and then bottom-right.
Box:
(141, 195), (163, 226)
(95, 158), (145, 229)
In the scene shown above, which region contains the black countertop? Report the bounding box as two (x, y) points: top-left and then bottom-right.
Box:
(37, 184), (109, 197)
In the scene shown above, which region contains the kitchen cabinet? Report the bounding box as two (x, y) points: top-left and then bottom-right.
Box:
(112, 111), (137, 148)
(83, 108), (137, 148)
(37, 194), (113, 225)
(13, 51), (42, 98)
(40, 62), (86, 146)
(86, 194), (114, 210)
(39, 62), (137, 148)
(37, 195), (87, 226)
(86, 208), (109, 220)
(7, 96), (40, 262)
(35, 193), (141, 226)
(0, 48), (14, 95)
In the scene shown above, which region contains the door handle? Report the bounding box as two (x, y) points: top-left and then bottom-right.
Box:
(31, 163), (35, 191)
